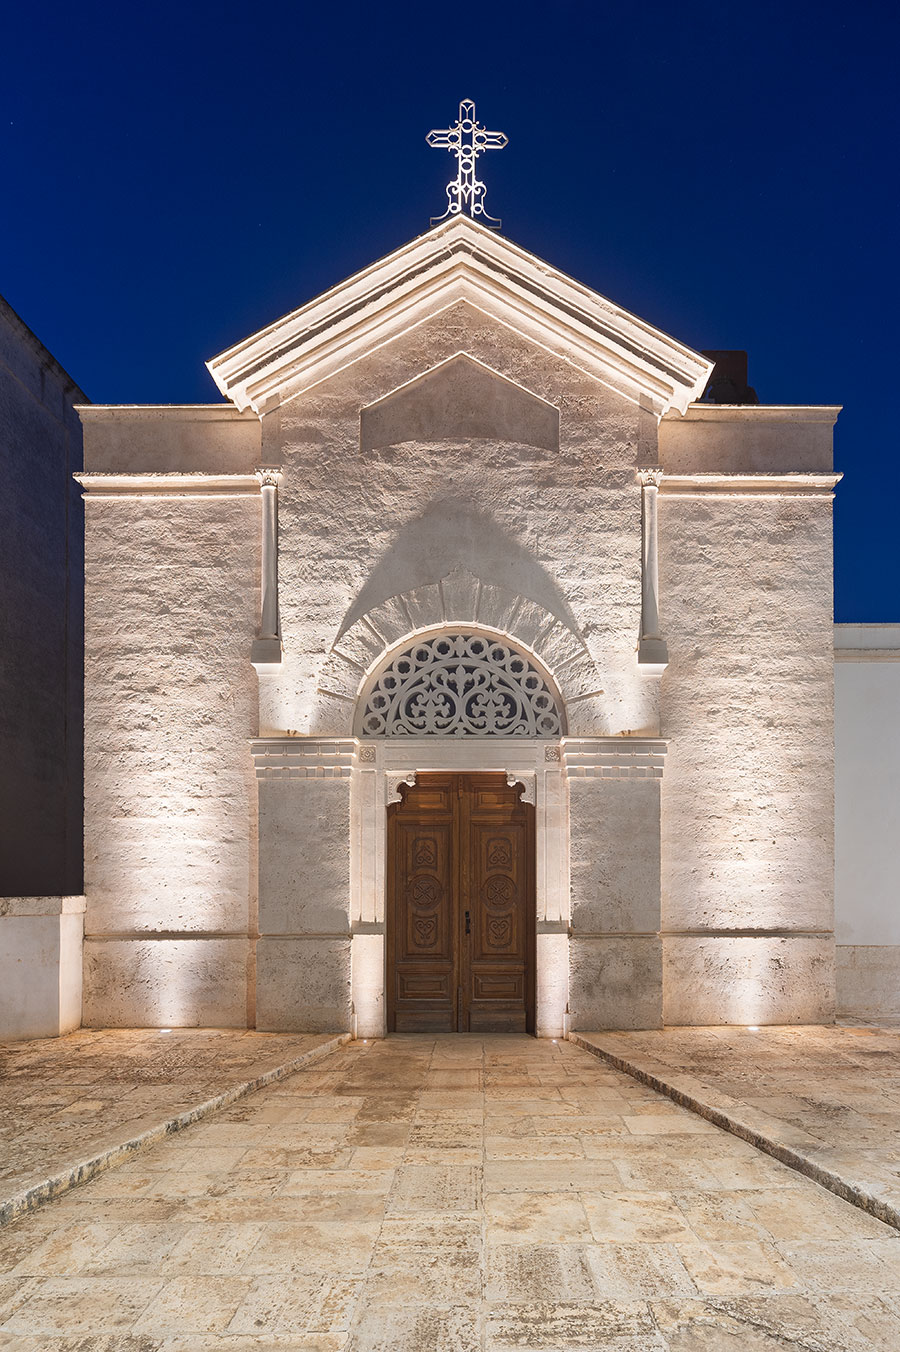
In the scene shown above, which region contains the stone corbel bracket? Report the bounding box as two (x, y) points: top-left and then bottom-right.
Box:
(562, 737), (667, 780)
(506, 771), (537, 805)
(386, 772), (417, 805)
(251, 737), (357, 779)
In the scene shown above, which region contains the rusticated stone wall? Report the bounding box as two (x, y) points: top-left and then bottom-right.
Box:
(657, 413), (836, 1025)
(81, 492), (260, 1027)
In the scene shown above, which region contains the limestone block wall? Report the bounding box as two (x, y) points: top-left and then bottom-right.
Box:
(834, 625), (900, 1020)
(261, 303), (656, 744)
(657, 409), (838, 1025)
(0, 297), (85, 899)
(81, 487), (260, 1027)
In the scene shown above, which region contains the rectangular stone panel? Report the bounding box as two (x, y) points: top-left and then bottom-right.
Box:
(257, 778), (351, 936)
(569, 778), (661, 934)
(256, 936), (351, 1032)
(568, 935), (662, 1030)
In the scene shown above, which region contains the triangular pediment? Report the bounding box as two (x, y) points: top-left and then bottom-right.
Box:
(360, 353), (559, 451)
(207, 216), (712, 418)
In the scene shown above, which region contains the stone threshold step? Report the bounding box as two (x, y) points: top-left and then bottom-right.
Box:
(570, 1031), (900, 1233)
(0, 1032), (351, 1228)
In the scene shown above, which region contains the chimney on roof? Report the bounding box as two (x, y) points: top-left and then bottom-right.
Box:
(699, 351), (759, 404)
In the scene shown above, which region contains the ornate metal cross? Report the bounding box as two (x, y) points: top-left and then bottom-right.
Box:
(427, 99), (508, 230)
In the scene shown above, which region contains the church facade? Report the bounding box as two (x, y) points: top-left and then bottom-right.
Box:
(70, 216), (843, 1037)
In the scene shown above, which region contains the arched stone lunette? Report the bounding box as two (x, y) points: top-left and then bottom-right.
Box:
(357, 631), (565, 738)
(316, 566), (603, 731)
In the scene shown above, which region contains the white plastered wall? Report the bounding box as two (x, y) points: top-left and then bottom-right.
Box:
(834, 624), (900, 1019)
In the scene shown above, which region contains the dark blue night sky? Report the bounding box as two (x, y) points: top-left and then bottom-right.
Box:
(3, 0), (897, 619)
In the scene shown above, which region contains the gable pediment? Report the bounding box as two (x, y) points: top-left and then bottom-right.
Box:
(207, 216), (712, 418)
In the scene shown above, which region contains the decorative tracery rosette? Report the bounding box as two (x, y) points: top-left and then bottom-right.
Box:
(360, 633), (562, 737)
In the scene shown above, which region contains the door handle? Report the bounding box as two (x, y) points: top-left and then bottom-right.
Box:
(465, 910), (471, 936)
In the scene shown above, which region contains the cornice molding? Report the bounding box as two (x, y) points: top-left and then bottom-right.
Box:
(834, 649), (900, 663)
(0, 896), (86, 917)
(75, 405), (256, 421)
(76, 472), (262, 498)
(671, 405), (842, 424)
(207, 216), (712, 419)
(658, 472), (842, 499)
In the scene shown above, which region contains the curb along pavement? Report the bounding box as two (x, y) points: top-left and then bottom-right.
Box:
(570, 1030), (900, 1234)
(0, 1031), (351, 1228)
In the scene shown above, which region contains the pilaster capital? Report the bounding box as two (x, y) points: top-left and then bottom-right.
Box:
(255, 466), (283, 489)
(636, 468), (663, 490)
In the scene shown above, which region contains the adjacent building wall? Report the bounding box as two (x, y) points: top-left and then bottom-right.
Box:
(834, 624), (900, 1020)
(0, 295), (85, 898)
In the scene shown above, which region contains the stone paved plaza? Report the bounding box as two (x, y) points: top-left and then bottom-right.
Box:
(3, 1036), (900, 1348)
(575, 1024), (900, 1224)
(0, 1030), (343, 1220)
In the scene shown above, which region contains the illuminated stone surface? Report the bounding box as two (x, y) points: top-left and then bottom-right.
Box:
(575, 1025), (900, 1225)
(0, 1028), (341, 1221)
(72, 216), (844, 1033)
(2, 1037), (900, 1348)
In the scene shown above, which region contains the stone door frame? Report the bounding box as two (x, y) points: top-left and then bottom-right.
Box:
(350, 737), (569, 1039)
(250, 733), (667, 1037)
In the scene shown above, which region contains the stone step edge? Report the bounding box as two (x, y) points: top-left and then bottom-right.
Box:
(569, 1031), (900, 1234)
(0, 1032), (352, 1229)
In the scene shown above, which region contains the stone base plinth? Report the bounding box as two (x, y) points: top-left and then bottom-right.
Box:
(569, 935), (662, 1030)
(256, 936), (351, 1033)
(82, 936), (248, 1028)
(0, 897), (85, 1039)
(662, 934), (835, 1026)
(837, 945), (900, 1021)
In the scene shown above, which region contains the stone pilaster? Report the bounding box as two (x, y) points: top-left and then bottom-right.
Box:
(637, 469), (668, 673)
(251, 468), (283, 668)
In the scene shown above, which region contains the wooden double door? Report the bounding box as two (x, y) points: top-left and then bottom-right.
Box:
(387, 772), (535, 1033)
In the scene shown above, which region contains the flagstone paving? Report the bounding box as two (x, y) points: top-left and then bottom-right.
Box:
(3, 1034), (900, 1348)
(573, 1025), (900, 1228)
(0, 1029), (344, 1222)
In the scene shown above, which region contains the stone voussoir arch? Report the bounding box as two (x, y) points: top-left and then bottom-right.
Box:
(317, 567), (602, 731)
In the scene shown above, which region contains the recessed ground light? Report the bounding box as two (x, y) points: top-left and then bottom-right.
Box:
(159, 1029), (172, 1034)
(747, 1026), (760, 1031)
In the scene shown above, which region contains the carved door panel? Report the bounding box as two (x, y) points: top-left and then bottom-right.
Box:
(461, 779), (535, 1033)
(387, 773), (535, 1034)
